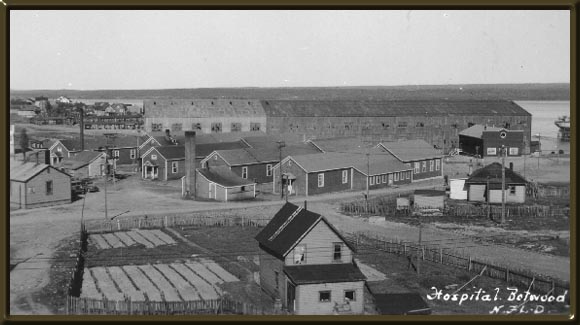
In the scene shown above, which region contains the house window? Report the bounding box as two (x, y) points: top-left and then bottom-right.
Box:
(342, 170), (348, 184)
(429, 160), (434, 172)
(250, 122), (261, 131)
(46, 181), (53, 195)
(388, 174), (393, 184)
(192, 123), (202, 131)
(381, 175), (386, 183)
(344, 290), (356, 302)
(113, 150), (120, 158)
(318, 173), (324, 187)
(274, 271), (279, 289)
(231, 122), (242, 132)
(57, 147), (62, 152)
(394, 172), (399, 181)
(171, 123), (182, 132)
(266, 164), (273, 176)
(294, 245), (306, 264)
(398, 121), (408, 128)
(435, 159), (440, 171)
(408, 171), (412, 179)
(242, 167), (248, 179)
(319, 291), (331, 302)
(27, 187), (35, 194)
(172, 161), (178, 173)
(151, 123), (163, 131)
(211, 122), (222, 133)
(151, 154), (157, 160)
(406, 163), (411, 168)
(509, 147), (519, 155)
(509, 186), (517, 195)
(333, 243), (342, 261)
(130, 149), (136, 159)
(422, 161), (427, 172)
(487, 147), (497, 155)
(369, 176), (374, 186)
(414, 162), (420, 174)
(375, 175), (380, 184)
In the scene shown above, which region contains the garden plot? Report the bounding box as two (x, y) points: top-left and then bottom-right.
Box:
(80, 259), (239, 303)
(89, 229), (177, 250)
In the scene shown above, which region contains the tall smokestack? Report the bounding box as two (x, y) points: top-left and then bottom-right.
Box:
(185, 131), (197, 199)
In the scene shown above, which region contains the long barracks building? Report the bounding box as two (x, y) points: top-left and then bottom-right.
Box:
(143, 99), (532, 154)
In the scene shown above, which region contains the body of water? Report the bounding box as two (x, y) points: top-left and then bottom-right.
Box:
(515, 100), (570, 153)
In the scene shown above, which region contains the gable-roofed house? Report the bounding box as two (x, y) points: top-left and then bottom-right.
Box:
(10, 161), (72, 209)
(57, 150), (108, 179)
(272, 152), (413, 197)
(464, 162), (528, 204)
(376, 139), (444, 182)
(255, 202), (366, 314)
(459, 124), (524, 157)
(28, 138), (70, 165)
(196, 166), (256, 201)
(201, 144), (321, 187)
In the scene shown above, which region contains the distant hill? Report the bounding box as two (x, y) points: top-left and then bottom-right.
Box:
(10, 83), (569, 101)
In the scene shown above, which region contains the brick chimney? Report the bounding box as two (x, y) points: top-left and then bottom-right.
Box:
(184, 131), (197, 199)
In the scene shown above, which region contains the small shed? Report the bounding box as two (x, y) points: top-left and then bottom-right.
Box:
(10, 161), (72, 209)
(449, 178), (468, 200)
(413, 190), (445, 209)
(372, 293), (431, 315)
(196, 166), (256, 202)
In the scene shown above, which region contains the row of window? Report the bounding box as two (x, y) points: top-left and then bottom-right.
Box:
(151, 122), (262, 133)
(292, 243), (343, 265)
(320, 290), (356, 303)
(239, 164), (274, 179)
(20, 181), (53, 195)
(111, 149), (137, 160)
(411, 159), (441, 174)
(369, 171), (412, 185)
(487, 147), (519, 156)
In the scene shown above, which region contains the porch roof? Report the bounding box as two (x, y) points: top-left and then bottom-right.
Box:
(284, 263), (366, 285)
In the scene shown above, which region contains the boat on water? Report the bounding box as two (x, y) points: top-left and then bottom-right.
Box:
(554, 116), (570, 141)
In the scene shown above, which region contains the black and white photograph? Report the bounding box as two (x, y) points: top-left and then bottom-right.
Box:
(8, 9), (572, 317)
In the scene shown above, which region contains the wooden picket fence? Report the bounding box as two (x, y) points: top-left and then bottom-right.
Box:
(345, 232), (569, 298)
(341, 200), (569, 219)
(66, 296), (287, 315)
(86, 214), (271, 234)
(68, 223), (89, 297)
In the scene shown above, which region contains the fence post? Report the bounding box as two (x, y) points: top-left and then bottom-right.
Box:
(164, 216), (168, 228)
(440, 248), (443, 264)
(468, 257), (472, 271)
(117, 219), (120, 231)
(506, 268), (510, 282)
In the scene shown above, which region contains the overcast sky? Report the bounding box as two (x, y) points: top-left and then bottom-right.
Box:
(10, 10), (570, 90)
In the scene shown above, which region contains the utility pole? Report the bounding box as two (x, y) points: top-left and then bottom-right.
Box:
(417, 214), (422, 275)
(537, 133), (541, 169)
(277, 141), (286, 199)
(366, 151), (370, 213)
(501, 145), (506, 224)
(104, 146), (109, 220)
(486, 176), (491, 220)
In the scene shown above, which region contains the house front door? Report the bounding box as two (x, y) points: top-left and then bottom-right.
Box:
(152, 166), (158, 179)
(287, 282), (296, 313)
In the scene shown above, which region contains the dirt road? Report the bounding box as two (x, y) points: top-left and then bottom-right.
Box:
(9, 176), (570, 315)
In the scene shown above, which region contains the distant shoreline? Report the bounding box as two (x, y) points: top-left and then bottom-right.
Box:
(9, 83), (570, 102)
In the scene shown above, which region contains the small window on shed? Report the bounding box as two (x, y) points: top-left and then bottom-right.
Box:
(398, 121), (408, 128)
(345, 290), (356, 302)
(211, 122), (222, 133)
(319, 291), (331, 302)
(250, 123), (261, 131)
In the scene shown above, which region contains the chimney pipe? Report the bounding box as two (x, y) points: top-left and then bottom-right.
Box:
(185, 131), (197, 199)
(304, 200), (307, 211)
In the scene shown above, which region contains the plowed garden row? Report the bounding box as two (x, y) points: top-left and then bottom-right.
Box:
(81, 259), (239, 302)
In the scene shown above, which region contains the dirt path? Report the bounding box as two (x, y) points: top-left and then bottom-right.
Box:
(9, 176), (570, 315)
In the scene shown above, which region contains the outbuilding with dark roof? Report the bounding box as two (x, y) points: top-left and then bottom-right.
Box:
(465, 162), (527, 203)
(58, 150), (108, 179)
